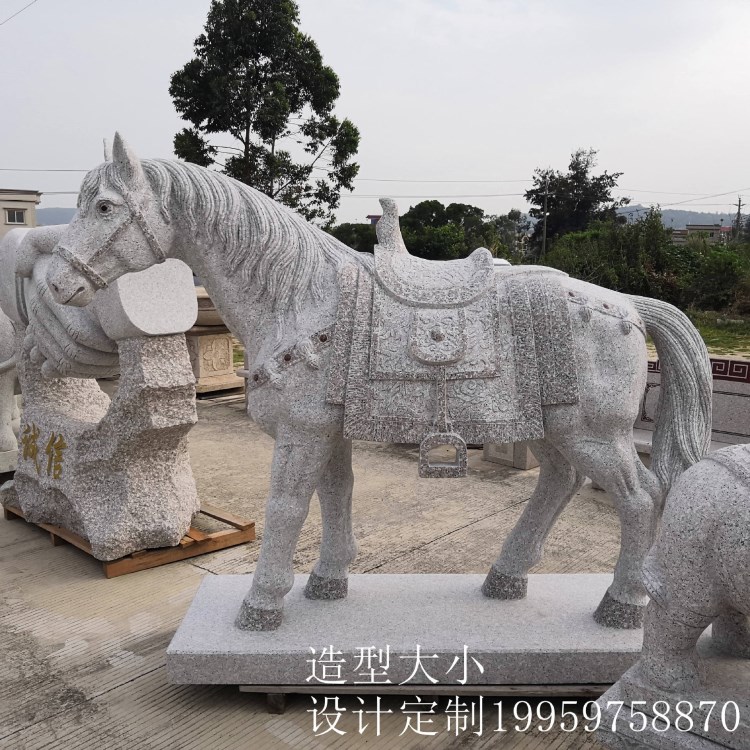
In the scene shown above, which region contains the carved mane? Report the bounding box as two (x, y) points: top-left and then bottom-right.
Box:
(78, 159), (372, 314)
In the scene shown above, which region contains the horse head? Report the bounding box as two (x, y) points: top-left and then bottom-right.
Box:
(47, 133), (172, 307)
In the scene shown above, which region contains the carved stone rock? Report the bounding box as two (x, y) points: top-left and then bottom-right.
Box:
(0, 226), (200, 559)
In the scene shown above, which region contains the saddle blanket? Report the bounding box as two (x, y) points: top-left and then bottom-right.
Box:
(326, 264), (579, 446)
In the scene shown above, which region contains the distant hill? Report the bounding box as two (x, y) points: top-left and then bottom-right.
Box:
(618, 204), (734, 229)
(36, 204), (737, 232)
(36, 207), (76, 226)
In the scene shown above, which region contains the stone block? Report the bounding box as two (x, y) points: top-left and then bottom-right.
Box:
(167, 573), (643, 686)
(93, 259), (197, 340)
(186, 327), (244, 394)
(10, 334), (199, 560)
(482, 442), (539, 470)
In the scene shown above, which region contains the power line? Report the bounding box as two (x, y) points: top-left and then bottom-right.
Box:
(1, 166), (747, 202)
(618, 188), (710, 196)
(0, 0), (41, 27)
(0, 167), (87, 173)
(340, 193), (525, 199)
(658, 187), (750, 208)
(349, 177), (532, 183)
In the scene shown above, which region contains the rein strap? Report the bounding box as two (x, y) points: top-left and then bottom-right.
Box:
(54, 186), (166, 290)
(55, 244), (110, 290)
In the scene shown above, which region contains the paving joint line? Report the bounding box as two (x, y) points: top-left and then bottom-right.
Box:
(362, 495), (532, 573)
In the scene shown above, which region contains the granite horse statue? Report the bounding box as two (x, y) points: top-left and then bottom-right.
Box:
(638, 442), (750, 691)
(46, 134), (712, 631)
(594, 443), (750, 749)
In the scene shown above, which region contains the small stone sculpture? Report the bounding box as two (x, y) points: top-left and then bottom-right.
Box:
(0, 225), (200, 560)
(596, 443), (750, 748)
(46, 134), (712, 629)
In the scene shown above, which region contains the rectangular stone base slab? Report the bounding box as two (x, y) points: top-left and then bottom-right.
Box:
(167, 574), (643, 687)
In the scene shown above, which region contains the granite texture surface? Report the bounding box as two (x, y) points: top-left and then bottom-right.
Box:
(596, 641), (750, 749)
(167, 573), (643, 686)
(8, 333), (199, 559)
(0, 223), (200, 560)
(44, 135), (713, 631)
(597, 444), (750, 748)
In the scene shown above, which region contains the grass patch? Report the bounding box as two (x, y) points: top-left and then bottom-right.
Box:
(688, 310), (750, 356)
(231, 337), (245, 367)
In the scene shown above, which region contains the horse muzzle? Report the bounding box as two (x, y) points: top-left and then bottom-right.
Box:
(46, 256), (97, 307)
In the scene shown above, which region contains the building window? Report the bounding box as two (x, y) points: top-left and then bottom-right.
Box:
(5, 209), (26, 225)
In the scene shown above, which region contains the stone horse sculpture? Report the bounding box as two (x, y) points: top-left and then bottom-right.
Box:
(46, 134), (712, 630)
(596, 442), (750, 749)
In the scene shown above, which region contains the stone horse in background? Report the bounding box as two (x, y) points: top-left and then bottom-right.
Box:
(46, 134), (712, 630)
(596, 442), (750, 749)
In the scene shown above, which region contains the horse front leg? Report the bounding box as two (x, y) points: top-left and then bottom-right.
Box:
(236, 425), (335, 631)
(305, 437), (358, 600)
(483, 439), (584, 599)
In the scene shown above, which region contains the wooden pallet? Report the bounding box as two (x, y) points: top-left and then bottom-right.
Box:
(3, 503), (256, 578)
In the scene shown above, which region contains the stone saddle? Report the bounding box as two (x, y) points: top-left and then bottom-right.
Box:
(327, 199), (580, 478)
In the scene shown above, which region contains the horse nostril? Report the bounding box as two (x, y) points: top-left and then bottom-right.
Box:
(51, 283), (60, 293)
(75, 286), (85, 295)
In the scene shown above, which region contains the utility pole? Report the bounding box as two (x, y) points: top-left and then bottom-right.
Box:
(733, 195), (743, 242)
(541, 175), (549, 257)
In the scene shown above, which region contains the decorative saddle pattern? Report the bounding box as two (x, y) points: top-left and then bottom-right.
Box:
(326, 199), (581, 477)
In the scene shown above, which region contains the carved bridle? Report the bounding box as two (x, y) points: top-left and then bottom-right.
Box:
(54, 186), (166, 290)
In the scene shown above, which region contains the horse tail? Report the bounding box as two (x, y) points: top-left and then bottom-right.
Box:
(627, 295), (712, 496)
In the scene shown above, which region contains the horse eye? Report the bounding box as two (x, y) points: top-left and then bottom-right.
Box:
(97, 201), (112, 215)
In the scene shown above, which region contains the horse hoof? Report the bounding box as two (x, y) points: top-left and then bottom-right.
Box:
(481, 568), (527, 599)
(593, 592), (645, 629)
(235, 603), (283, 631)
(305, 572), (348, 600)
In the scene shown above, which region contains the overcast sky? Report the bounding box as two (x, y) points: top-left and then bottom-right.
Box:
(2, 0), (749, 223)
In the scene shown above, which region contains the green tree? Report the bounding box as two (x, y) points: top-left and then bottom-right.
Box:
(327, 222), (377, 253)
(169, 0), (360, 224)
(487, 209), (531, 262)
(399, 200), (503, 261)
(544, 219), (640, 292)
(525, 148), (630, 258)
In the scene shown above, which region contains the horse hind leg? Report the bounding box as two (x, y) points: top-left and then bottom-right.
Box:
(562, 436), (659, 628)
(483, 440), (584, 599)
(305, 438), (358, 600)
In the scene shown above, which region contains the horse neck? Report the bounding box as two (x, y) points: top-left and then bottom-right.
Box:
(169, 229), (340, 368)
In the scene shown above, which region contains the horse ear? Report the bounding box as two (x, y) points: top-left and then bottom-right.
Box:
(103, 138), (112, 162)
(112, 132), (144, 185)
